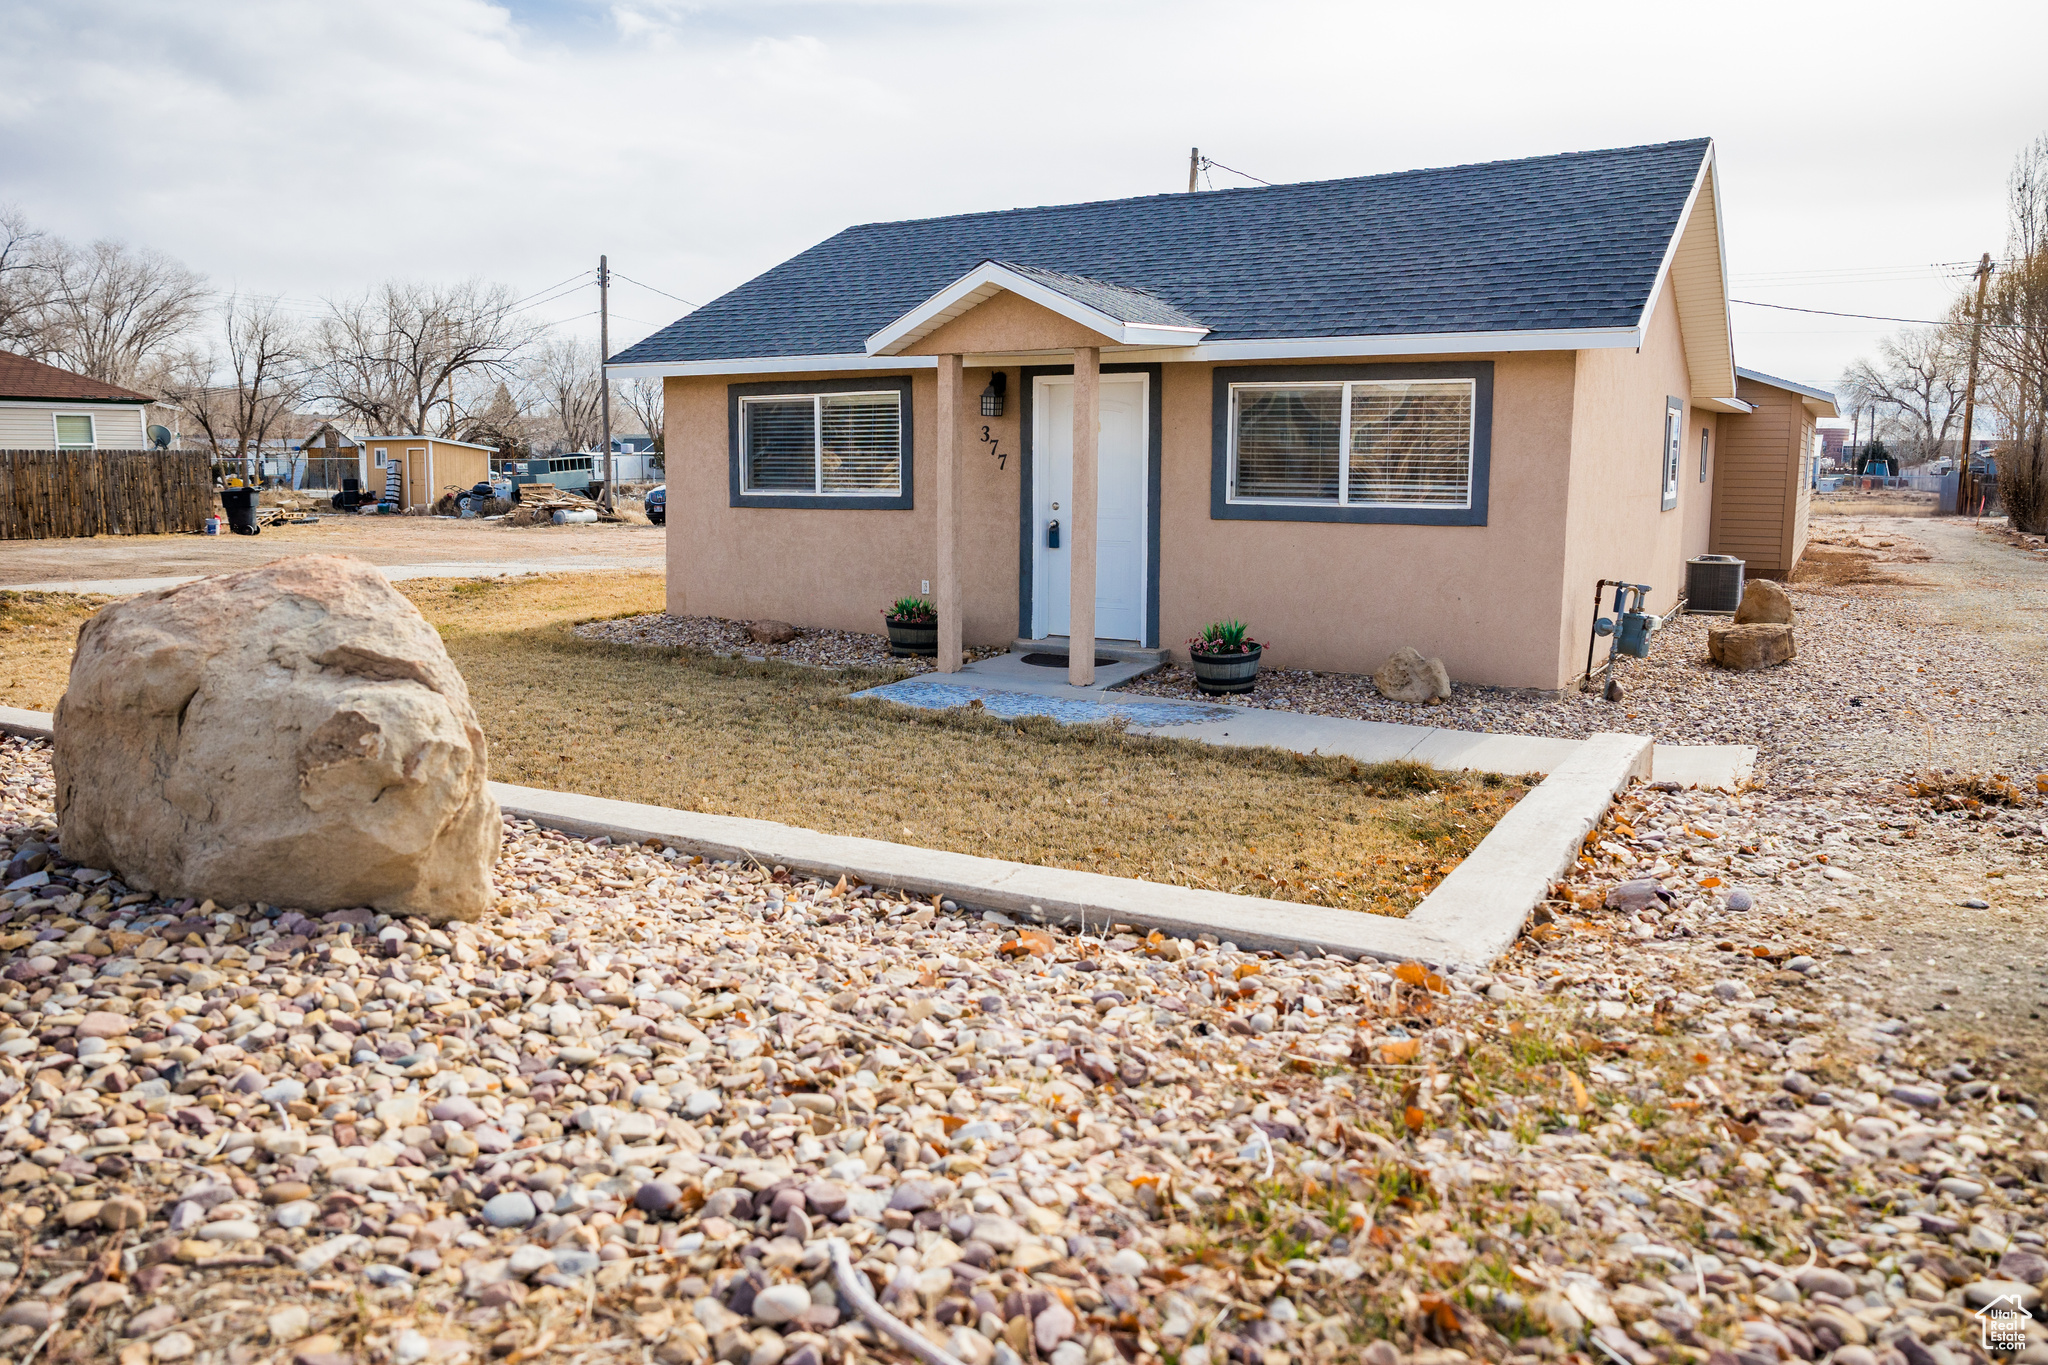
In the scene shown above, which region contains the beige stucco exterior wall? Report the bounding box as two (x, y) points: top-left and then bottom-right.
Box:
(0, 403), (149, 448)
(907, 292), (1113, 356)
(660, 286), (1723, 691)
(663, 367), (1023, 647)
(1557, 279), (1708, 683)
(1155, 352), (1579, 689)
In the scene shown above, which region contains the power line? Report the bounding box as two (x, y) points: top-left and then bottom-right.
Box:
(612, 272), (696, 308)
(1732, 299), (1955, 325)
(510, 269), (595, 308)
(1199, 156), (1271, 187)
(1731, 297), (2045, 335)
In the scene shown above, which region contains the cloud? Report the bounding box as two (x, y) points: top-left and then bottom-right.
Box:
(1, 0), (2042, 378)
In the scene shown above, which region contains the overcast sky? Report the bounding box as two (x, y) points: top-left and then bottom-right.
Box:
(3, 0), (2043, 394)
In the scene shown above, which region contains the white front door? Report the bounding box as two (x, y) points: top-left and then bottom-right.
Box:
(1032, 373), (1147, 644)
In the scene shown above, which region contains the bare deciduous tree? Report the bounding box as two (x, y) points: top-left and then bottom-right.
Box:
(36, 238), (208, 387)
(1986, 134), (2048, 532)
(620, 376), (664, 453)
(526, 336), (605, 454)
(160, 293), (308, 461)
(1840, 327), (1969, 466)
(314, 280), (534, 436)
(0, 205), (53, 359)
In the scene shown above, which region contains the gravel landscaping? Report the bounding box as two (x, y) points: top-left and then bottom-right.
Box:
(6, 715), (2048, 1365)
(1118, 520), (2048, 794)
(3, 512), (2047, 1365)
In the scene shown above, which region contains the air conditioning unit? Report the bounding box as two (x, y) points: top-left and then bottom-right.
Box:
(1686, 554), (1745, 614)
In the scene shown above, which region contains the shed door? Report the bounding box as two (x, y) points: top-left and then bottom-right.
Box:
(405, 447), (428, 508)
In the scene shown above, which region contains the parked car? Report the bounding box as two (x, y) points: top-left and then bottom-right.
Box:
(645, 485), (665, 525)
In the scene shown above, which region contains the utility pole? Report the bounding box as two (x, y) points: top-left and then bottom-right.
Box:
(1956, 252), (1994, 516)
(1188, 147), (1200, 193)
(599, 254), (614, 511)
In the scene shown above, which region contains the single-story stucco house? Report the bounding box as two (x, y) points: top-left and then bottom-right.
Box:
(0, 351), (157, 449)
(610, 138), (1835, 691)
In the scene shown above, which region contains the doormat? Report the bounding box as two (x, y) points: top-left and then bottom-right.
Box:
(1019, 652), (1116, 667)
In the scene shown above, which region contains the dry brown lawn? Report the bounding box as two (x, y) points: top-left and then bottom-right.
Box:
(0, 589), (114, 710)
(2, 574), (1530, 917)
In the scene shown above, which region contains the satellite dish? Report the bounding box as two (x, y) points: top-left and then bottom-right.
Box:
(147, 424), (172, 450)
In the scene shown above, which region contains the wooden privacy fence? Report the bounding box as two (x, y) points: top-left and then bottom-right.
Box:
(0, 448), (216, 540)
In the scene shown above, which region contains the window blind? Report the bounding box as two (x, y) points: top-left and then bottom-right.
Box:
(1348, 381), (1473, 506)
(1230, 379), (1473, 507)
(743, 392), (901, 496)
(743, 399), (816, 492)
(820, 393), (901, 493)
(1232, 386), (1340, 501)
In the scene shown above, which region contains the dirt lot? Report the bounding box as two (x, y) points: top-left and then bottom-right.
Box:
(0, 515), (665, 586)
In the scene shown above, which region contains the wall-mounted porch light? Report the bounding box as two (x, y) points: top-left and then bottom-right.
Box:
(980, 372), (1007, 418)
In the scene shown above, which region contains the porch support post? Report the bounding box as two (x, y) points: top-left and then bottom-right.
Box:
(935, 352), (964, 673)
(1068, 345), (1099, 687)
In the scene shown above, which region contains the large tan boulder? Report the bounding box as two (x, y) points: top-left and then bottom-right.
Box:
(1733, 579), (1794, 625)
(53, 556), (500, 922)
(1373, 646), (1452, 703)
(1708, 622), (1797, 671)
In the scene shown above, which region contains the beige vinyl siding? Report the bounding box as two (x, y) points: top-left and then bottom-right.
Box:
(0, 403), (150, 448)
(1708, 380), (1807, 577)
(1789, 415), (1815, 570)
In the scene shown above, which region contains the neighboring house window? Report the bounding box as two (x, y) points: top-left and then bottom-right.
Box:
(374, 448), (389, 467)
(726, 376), (915, 511)
(1699, 427), (1710, 483)
(54, 414), (94, 449)
(1210, 363), (1492, 526)
(1661, 398), (1683, 510)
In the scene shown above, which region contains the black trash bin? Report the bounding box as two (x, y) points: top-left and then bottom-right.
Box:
(220, 486), (260, 536)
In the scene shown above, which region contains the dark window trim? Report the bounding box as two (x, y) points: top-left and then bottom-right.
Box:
(1661, 394), (1683, 511)
(1209, 362), (1493, 526)
(1017, 363), (1163, 649)
(726, 375), (914, 510)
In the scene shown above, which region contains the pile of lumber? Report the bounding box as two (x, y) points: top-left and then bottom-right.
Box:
(505, 485), (623, 525)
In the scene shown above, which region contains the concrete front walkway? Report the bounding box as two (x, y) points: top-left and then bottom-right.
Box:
(851, 671), (1754, 787)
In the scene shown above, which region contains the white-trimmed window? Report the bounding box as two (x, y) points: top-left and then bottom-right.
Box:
(374, 447), (389, 468)
(1228, 379), (1475, 509)
(740, 391), (902, 496)
(54, 414), (95, 450)
(1661, 399), (1683, 510)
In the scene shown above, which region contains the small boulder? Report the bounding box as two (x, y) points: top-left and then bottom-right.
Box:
(1733, 579), (1795, 625)
(53, 556), (501, 923)
(746, 620), (798, 645)
(1707, 623), (1796, 671)
(1373, 646), (1452, 703)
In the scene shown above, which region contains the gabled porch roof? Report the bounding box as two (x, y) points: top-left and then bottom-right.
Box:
(865, 261), (1211, 355)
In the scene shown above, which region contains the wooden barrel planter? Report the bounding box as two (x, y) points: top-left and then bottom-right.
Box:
(885, 616), (938, 657)
(1189, 644), (1261, 695)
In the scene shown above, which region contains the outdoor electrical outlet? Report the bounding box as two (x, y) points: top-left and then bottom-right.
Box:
(922, 580), (929, 594)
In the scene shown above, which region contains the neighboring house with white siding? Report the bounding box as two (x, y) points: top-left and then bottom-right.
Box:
(0, 350), (157, 449)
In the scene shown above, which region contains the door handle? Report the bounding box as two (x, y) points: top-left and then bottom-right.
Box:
(1047, 519), (1060, 549)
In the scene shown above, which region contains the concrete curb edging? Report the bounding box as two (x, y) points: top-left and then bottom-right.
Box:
(0, 707), (1648, 967)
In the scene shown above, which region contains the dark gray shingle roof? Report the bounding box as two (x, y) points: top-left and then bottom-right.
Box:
(1736, 367), (1835, 404)
(990, 262), (1208, 330)
(614, 138), (1711, 366)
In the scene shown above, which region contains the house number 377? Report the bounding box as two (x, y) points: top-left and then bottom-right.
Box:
(980, 425), (1006, 470)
